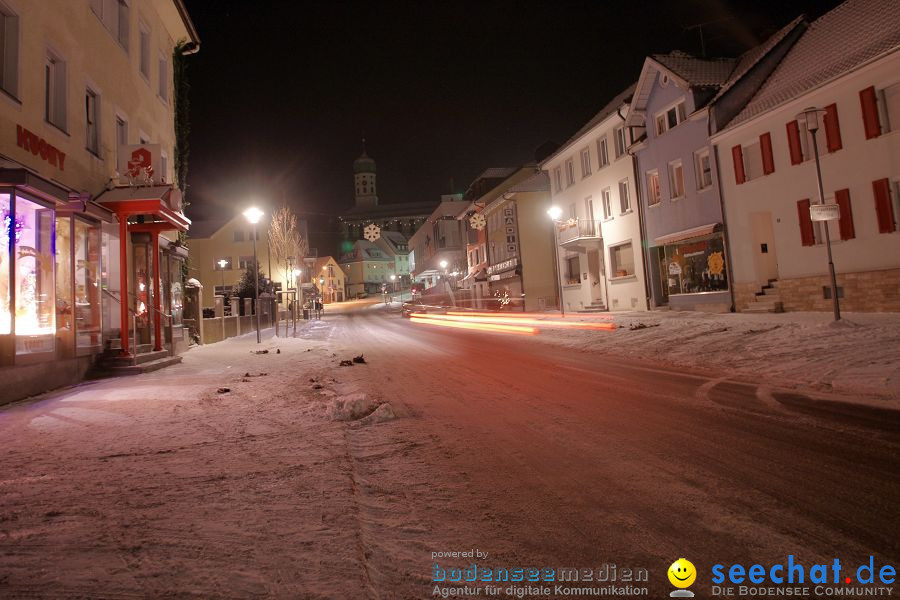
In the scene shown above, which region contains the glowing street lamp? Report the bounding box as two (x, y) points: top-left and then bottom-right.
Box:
(243, 206), (264, 342)
(547, 206), (565, 316)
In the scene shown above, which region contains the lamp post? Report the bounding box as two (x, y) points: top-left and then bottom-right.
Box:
(547, 206), (565, 316)
(243, 206), (264, 342)
(390, 274), (397, 296)
(799, 107), (841, 321)
(217, 259), (228, 341)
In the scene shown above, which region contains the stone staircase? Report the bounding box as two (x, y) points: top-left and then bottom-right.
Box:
(577, 300), (608, 314)
(743, 279), (785, 313)
(90, 340), (182, 378)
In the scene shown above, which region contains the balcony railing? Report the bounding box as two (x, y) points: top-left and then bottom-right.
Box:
(557, 218), (601, 245)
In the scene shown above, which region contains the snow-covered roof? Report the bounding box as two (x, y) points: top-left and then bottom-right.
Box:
(651, 51), (736, 88)
(709, 16), (806, 106)
(506, 172), (550, 194)
(727, 0), (900, 129)
(542, 84), (635, 166)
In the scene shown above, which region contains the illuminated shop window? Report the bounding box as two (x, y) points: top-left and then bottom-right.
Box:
(74, 218), (101, 348)
(11, 193), (56, 355)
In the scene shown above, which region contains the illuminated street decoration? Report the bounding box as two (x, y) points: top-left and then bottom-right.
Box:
(469, 213), (486, 230)
(363, 223), (381, 242)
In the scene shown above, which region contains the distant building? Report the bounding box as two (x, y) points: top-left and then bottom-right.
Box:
(373, 230), (412, 285)
(340, 240), (394, 297)
(186, 213), (309, 307)
(313, 256), (345, 303)
(338, 145), (439, 241)
(408, 199), (471, 291)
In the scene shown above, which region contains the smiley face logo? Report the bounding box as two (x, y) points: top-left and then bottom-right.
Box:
(668, 558), (696, 589)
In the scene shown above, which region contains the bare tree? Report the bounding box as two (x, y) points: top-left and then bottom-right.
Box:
(268, 205), (307, 292)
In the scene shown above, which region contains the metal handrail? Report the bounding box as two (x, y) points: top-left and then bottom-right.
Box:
(101, 288), (175, 361)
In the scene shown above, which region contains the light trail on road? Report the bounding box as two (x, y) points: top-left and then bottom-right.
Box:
(410, 315), (537, 335)
(413, 312), (616, 331)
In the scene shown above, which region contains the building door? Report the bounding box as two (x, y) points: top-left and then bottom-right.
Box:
(750, 212), (779, 284)
(586, 249), (605, 305)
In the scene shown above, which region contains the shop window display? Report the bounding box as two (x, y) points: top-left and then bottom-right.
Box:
(0, 193), (12, 335)
(662, 234), (728, 296)
(55, 216), (72, 342)
(74, 219), (101, 348)
(13, 194), (56, 355)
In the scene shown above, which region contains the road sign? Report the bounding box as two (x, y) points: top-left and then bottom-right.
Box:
(810, 203), (840, 221)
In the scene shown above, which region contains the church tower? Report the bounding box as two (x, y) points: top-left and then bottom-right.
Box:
(353, 140), (378, 208)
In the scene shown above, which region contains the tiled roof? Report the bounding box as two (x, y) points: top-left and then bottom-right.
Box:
(544, 84), (636, 164)
(728, 0), (900, 129)
(187, 219), (229, 239)
(477, 167), (517, 180)
(341, 199), (440, 219)
(652, 51), (736, 87)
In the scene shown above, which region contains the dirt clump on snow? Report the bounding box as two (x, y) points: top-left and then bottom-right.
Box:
(326, 393), (394, 423)
(353, 354), (367, 364)
(216, 387), (230, 394)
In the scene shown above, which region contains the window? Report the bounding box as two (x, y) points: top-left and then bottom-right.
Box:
(618, 179), (631, 213)
(564, 255), (580, 285)
(138, 22), (150, 79)
(45, 51), (67, 130)
(249, 229), (260, 241)
(160, 150), (168, 183)
(661, 234), (728, 295)
(85, 89), (100, 155)
(580, 147), (592, 178)
(90, 0), (129, 51)
(655, 101), (686, 136)
(565, 158), (576, 186)
(233, 230), (245, 242)
(609, 242), (635, 278)
(601, 188), (612, 220)
(553, 167), (562, 192)
(116, 115), (128, 155)
(877, 82), (900, 133)
(668, 160), (685, 199)
(872, 178), (899, 233)
(157, 53), (168, 101)
(214, 257), (231, 270)
(597, 137), (609, 168)
(647, 170), (661, 206)
(694, 149), (712, 189)
(613, 126), (626, 159)
(568, 203), (577, 219)
(0, 3), (19, 98)
(742, 142), (765, 182)
(238, 256), (255, 270)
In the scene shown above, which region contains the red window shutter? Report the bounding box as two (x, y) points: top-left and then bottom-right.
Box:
(859, 86), (881, 139)
(732, 145), (745, 184)
(872, 177), (896, 233)
(759, 132), (775, 175)
(823, 103), (843, 152)
(786, 120), (803, 165)
(834, 188), (855, 240)
(797, 199), (814, 246)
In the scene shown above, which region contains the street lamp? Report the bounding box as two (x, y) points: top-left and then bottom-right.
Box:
(243, 206), (264, 342)
(217, 259), (228, 341)
(799, 107), (841, 321)
(547, 206), (565, 316)
(390, 274), (397, 294)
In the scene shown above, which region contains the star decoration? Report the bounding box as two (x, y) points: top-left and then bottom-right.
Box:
(469, 213), (486, 230)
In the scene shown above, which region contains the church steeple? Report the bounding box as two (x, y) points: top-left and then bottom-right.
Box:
(353, 138), (378, 208)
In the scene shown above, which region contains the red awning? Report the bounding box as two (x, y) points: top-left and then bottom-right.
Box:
(93, 185), (190, 230)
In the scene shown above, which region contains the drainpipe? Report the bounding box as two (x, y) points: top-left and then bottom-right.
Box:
(620, 106), (653, 311)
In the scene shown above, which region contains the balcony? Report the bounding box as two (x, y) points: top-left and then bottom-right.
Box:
(556, 218), (602, 251)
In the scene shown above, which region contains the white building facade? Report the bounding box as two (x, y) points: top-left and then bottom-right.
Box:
(713, 0), (900, 313)
(542, 87), (649, 312)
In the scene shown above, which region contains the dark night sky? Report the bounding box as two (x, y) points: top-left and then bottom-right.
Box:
(182, 0), (842, 246)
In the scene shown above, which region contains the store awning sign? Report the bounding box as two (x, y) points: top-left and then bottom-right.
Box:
(16, 125), (66, 171)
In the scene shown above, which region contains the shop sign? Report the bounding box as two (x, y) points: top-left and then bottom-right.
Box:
(810, 203), (840, 221)
(487, 257), (517, 276)
(117, 144), (161, 182)
(16, 125), (66, 171)
(668, 262), (682, 275)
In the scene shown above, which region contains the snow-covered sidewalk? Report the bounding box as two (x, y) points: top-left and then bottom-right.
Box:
(536, 311), (900, 405)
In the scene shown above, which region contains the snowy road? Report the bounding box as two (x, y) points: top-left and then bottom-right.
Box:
(1, 303), (898, 599)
